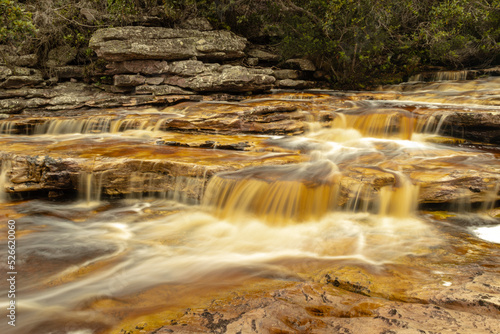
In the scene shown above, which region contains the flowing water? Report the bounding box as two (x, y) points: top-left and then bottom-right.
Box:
(1, 77), (500, 333)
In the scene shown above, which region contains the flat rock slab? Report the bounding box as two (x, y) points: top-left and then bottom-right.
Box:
(0, 135), (304, 198)
(89, 26), (247, 61)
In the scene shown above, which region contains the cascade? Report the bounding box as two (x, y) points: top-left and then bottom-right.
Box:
(482, 182), (500, 212)
(78, 171), (104, 205)
(0, 159), (12, 202)
(408, 70), (470, 82)
(1, 80), (500, 334)
(376, 172), (419, 217)
(330, 108), (415, 140)
(203, 160), (341, 224)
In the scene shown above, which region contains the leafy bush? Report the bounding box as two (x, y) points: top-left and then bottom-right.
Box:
(214, 0), (500, 88)
(2, 0), (500, 88)
(0, 0), (36, 45)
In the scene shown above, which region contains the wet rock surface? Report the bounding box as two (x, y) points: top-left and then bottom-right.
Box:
(133, 231), (500, 334)
(2, 89), (500, 208)
(1, 53), (500, 334)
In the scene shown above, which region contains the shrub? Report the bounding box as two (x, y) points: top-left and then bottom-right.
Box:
(0, 0), (36, 45)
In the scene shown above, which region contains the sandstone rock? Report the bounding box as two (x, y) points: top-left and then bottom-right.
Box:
(273, 69), (300, 80)
(89, 27), (247, 62)
(167, 60), (219, 76)
(135, 84), (193, 95)
(441, 111), (500, 144)
(52, 66), (86, 79)
(46, 45), (78, 67)
(246, 57), (258, 66)
(277, 79), (315, 89)
(284, 58), (316, 71)
(0, 73), (44, 89)
(0, 135), (302, 198)
(0, 99), (26, 114)
(164, 65), (275, 92)
(178, 17), (213, 31)
(481, 66), (500, 76)
(1, 54), (38, 67)
(247, 47), (280, 62)
(145, 77), (164, 85)
(114, 74), (146, 87)
(106, 60), (170, 75)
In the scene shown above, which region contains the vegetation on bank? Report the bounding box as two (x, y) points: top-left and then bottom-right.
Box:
(1, 0), (500, 88)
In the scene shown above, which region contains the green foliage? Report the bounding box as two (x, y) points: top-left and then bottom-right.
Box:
(106, 0), (137, 16)
(417, 0), (500, 67)
(0, 0), (36, 45)
(162, 0), (216, 23)
(4, 0), (500, 88)
(226, 0), (500, 88)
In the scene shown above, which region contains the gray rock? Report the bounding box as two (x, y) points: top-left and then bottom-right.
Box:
(145, 77), (164, 85)
(277, 79), (315, 89)
(273, 69), (300, 80)
(106, 60), (170, 75)
(80, 8), (99, 23)
(53, 66), (86, 79)
(247, 48), (280, 62)
(114, 74), (146, 87)
(0, 99), (26, 114)
(0, 66), (12, 80)
(1, 72), (44, 89)
(90, 27), (247, 62)
(246, 58), (259, 66)
(284, 58), (316, 71)
(1, 54), (38, 67)
(168, 60), (219, 76)
(164, 65), (275, 92)
(46, 45), (77, 67)
(135, 84), (193, 95)
(178, 17), (213, 31)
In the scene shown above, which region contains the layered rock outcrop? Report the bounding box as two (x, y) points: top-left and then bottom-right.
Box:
(0, 26), (320, 114)
(89, 26), (248, 61)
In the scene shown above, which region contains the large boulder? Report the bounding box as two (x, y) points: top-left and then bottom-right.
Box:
(89, 26), (247, 62)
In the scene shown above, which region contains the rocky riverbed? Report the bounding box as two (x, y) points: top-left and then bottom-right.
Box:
(0, 25), (499, 334)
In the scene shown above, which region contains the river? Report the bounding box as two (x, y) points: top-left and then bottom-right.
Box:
(1, 76), (500, 333)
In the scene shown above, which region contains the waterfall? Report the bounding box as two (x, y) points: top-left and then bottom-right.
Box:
(78, 171), (104, 205)
(202, 160), (341, 224)
(0, 159), (12, 202)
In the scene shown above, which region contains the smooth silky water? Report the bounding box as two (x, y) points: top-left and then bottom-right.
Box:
(1, 78), (500, 334)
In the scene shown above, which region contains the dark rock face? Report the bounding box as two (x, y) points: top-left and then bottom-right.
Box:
(441, 111), (500, 144)
(89, 27), (247, 61)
